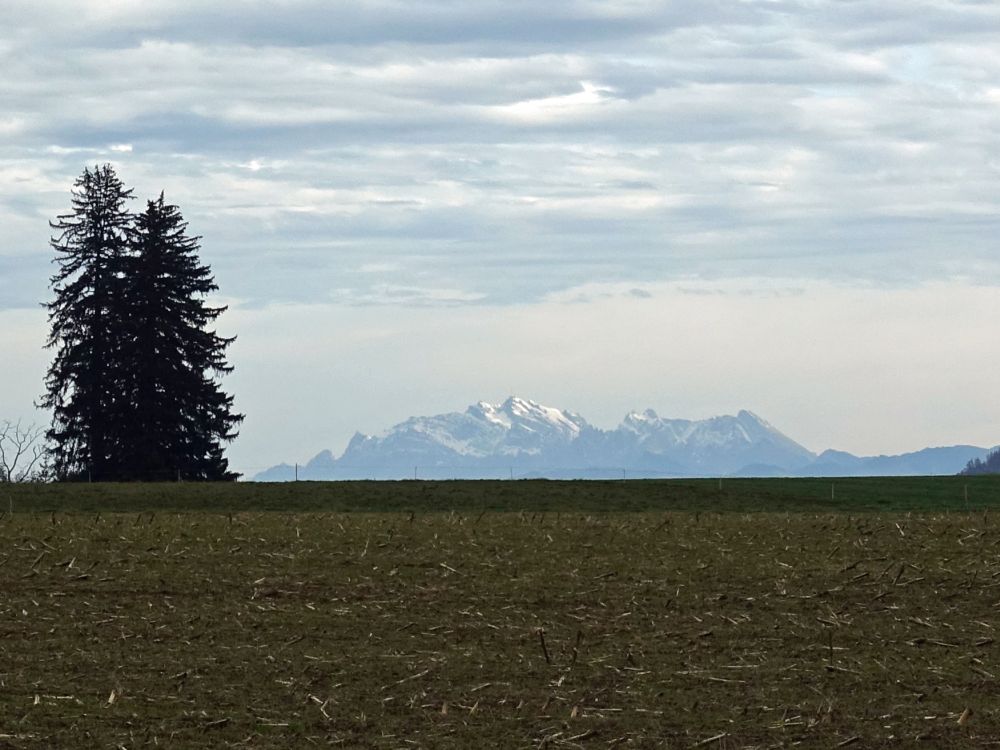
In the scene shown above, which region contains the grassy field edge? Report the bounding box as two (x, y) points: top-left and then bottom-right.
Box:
(2, 475), (1000, 513)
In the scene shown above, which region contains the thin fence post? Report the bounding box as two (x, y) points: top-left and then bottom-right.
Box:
(295, 463), (298, 482)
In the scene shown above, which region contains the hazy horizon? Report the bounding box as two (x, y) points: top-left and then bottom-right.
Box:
(2, 1), (999, 476)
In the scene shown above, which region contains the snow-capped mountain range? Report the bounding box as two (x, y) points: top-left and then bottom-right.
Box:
(254, 396), (993, 480)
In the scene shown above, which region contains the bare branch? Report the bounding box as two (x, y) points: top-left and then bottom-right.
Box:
(0, 420), (47, 483)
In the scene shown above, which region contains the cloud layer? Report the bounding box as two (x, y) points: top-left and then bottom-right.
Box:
(3, 0), (1000, 310)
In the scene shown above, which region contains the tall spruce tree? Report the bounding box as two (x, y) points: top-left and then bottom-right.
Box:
(43, 166), (243, 481)
(42, 165), (135, 480)
(118, 194), (243, 480)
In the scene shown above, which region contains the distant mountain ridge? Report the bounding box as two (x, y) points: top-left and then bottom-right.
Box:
(253, 396), (994, 480)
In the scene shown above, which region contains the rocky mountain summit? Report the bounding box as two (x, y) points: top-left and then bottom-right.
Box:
(254, 396), (991, 480)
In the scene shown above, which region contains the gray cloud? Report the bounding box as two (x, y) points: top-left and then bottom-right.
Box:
(1, 1), (760, 50)
(1, 0), (1000, 314)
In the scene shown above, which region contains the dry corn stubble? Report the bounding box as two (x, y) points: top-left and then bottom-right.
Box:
(0, 503), (998, 747)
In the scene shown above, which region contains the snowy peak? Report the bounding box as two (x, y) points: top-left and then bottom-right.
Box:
(468, 396), (587, 439)
(622, 408), (661, 431)
(337, 398), (814, 471)
(468, 400), (513, 428)
(736, 410), (780, 435)
(687, 412), (777, 446)
(617, 407), (808, 455)
(252, 398), (996, 480)
(254, 398), (842, 480)
(343, 397), (590, 461)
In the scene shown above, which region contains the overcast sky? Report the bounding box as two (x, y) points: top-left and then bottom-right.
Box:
(2, 1), (999, 474)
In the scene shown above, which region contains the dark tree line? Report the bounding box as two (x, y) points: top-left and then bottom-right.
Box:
(42, 165), (243, 481)
(961, 448), (1000, 476)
